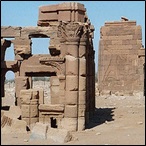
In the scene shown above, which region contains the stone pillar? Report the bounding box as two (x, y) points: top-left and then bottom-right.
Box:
(15, 77), (29, 106)
(63, 37), (80, 131)
(89, 51), (92, 116)
(1, 70), (6, 98)
(1, 39), (11, 98)
(85, 40), (90, 126)
(1, 39), (11, 61)
(50, 76), (60, 104)
(20, 89), (39, 130)
(78, 38), (87, 131)
(90, 50), (95, 117)
(58, 76), (66, 104)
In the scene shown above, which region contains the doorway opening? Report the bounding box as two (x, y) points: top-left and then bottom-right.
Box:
(50, 117), (57, 128)
(2, 71), (15, 107)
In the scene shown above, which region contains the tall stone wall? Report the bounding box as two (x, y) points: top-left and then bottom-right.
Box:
(98, 17), (145, 96)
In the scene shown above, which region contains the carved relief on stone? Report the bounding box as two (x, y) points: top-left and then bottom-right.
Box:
(39, 56), (65, 77)
(57, 22), (83, 41)
(101, 53), (139, 88)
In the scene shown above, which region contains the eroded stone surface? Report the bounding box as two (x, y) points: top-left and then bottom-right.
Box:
(98, 17), (145, 96)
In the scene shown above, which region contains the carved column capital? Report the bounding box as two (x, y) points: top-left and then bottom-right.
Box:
(58, 22), (83, 42)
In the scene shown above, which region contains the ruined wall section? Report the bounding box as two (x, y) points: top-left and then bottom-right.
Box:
(38, 2), (86, 26)
(1, 25), (60, 105)
(1, 2), (95, 132)
(98, 19), (145, 96)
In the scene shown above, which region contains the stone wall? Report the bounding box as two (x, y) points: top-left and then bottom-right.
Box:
(98, 17), (145, 96)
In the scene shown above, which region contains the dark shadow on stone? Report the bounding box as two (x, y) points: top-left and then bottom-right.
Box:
(1, 106), (10, 111)
(86, 107), (115, 129)
(26, 126), (31, 131)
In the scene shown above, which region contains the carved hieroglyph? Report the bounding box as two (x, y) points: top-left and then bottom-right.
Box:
(98, 18), (145, 95)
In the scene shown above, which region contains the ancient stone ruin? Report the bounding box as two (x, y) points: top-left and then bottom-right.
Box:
(97, 17), (145, 96)
(1, 2), (145, 140)
(1, 2), (95, 132)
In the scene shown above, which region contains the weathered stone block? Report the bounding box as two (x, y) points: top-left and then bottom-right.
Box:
(65, 91), (78, 105)
(47, 128), (72, 143)
(3, 106), (21, 119)
(11, 119), (27, 133)
(50, 86), (59, 97)
(65, 105), (77, 118)
(79, 91), (86, 105)
(61, 117), (77, 131)
(58, 11), (71, 22)
(66, 55), (78, 75)
(29, 105), (39, 117)
(79, 76), (86, 91)
(78, 117), (85, 131)
(20, 95), (31, 105)
(21, 105), (30, 118)
(66, 43), (79, 57)
(32, 90), (39, 99)
(39, 12), (58, 21)
(39, 104), (64, 112)
(30, 122), (48, 140)
(39, 89), (44, 104)
(15, 77), (29, 98)
(2, 119), (27, 134)
(79, 45), (86, 57)
(79, 57), (86, 76)
(51, 97), (59, 104)
(66, 76), (78, 91)
(59, 79), (65, 90)
(78, 104), (86, 117)
(50, 76), (59, 86)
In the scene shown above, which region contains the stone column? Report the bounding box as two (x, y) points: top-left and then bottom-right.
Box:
(1, 39), (11, 61)
(90, 50), (95, 117)
(1, 70), (6, 98)
(78, 38), (87, 131)
(63, 37), (80, 131)
(85, 40), (90, 126)
(1, 39), (11, 98)
(20, 89), (39, 130)
(58, 76), (66, 104)
(50, 76), (60, 104)
(15, 77), (29, 106)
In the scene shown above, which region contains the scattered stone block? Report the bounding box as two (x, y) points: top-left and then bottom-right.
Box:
(47, 128), (72, 143)
(30, 122), (48, 140)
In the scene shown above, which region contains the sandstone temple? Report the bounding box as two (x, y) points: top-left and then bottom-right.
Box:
(1, 2), (95, 131)
(1, 2), (145, 135)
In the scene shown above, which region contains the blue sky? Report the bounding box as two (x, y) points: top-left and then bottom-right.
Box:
(1, 1), (145, 79)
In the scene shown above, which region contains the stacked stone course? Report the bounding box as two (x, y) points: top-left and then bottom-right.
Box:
(98, 17), (145, 96)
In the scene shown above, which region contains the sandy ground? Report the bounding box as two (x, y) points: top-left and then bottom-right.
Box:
(1, 82), (145, 145)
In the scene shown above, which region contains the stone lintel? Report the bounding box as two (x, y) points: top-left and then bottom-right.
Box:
(21, 26), (57, 38)
(39, 104), (64, 112)
(39, 57), (65, 62)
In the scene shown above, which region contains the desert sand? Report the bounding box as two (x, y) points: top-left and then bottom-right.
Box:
(1, 81), (145, 145)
